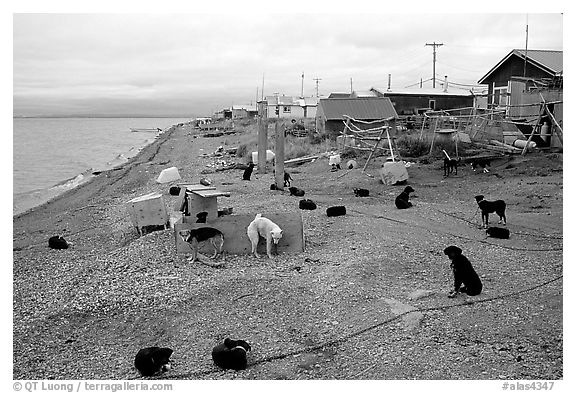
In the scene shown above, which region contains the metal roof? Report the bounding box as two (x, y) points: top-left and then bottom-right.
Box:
(478, 49), (563, 84)
(371, 87), (473, 97)
(318, 97), (398, 121)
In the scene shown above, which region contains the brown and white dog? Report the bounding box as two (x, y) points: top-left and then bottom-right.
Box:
(246, 214), (283, 258)
(178, 227), (224, 263)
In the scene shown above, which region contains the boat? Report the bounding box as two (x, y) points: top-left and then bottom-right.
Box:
(130, 127), (162, 133)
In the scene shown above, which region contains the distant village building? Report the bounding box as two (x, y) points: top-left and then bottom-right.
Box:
(231, 105), (258, 119)
(478, 49), (563, 110)
(315, 97), (398, 136)
(257, 95), (318, 119)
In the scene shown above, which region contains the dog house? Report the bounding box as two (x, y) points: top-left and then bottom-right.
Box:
(175, 183), (231, 221)
(127, 192), (169, 235)
(174, 213), (305, 256)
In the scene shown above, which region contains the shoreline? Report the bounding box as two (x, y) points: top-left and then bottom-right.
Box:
(12, 125), (176, 220)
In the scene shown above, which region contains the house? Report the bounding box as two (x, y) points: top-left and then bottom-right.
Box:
(257, 95), (318, 119)
(370, 87), (474, 115)
(478, 49), (563, 110)
(231, 105), (258, 119)
(315, 97), (398, 136)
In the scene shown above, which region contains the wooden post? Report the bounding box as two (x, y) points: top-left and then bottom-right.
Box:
(257, 116), (267, 174)
(275, 121), (285, 190)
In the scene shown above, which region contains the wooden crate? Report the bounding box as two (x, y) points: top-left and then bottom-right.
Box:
(127, 192), (169, 234)
(174, 213), (304, 256)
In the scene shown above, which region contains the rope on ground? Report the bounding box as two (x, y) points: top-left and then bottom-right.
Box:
(159, 275), (562, 380)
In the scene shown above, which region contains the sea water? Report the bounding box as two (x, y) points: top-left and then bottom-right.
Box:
(13, 117), (190, 215)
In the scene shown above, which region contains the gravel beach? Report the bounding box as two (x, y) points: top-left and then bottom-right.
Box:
(13, 122), (563, 380)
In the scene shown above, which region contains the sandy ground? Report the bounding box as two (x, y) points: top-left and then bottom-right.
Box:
(13, 123), (562, 380)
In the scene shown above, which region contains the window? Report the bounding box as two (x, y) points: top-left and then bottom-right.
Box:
(283, 106), (291, 113)
(493, 86), (509, 108)
(429, 100), (436, 110)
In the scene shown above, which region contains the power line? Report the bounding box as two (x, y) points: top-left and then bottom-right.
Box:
(425, 42), (444, 88)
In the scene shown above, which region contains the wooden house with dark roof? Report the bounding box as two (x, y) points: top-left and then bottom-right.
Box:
(478, 49), (562, 109)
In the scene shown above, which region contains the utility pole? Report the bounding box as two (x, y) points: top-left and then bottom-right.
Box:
(425, 42), (444, 88)
(301, 72), (305, 98)
(313, 78), (322, 98)
(350, 77), (353, 94)
(523, 15), (529, 77)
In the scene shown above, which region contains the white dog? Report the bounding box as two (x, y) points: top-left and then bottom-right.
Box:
(247, 214), (283, 258)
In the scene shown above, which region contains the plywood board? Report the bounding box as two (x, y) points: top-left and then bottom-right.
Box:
(174, 213), (304, 255)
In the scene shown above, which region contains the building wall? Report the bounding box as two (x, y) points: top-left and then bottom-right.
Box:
(482, 56), (555, 103)
(371, 92), (473, 115)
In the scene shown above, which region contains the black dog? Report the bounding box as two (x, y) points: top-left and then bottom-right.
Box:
(475, 195), (506, 228)
(353, 188), (369, 197)
(196, 211), (208, 223)
(471, 159), (491, 173)
(289, 186), (305, 197)
(134, 347), (173, 377)
(212, 338), (251, 371)
(444, 157), (460, 177)
(486, 226), (510, 239)
(48, 235), (69, 250)
(243, 163), (255, 181)
(395, 186), (415, 209)
(169, 186), (181, 196)
(443, 246), (482, 298)
(274, 170), (293, 187)
(299, 199), (317, 210)
(326, 206), (346, 217)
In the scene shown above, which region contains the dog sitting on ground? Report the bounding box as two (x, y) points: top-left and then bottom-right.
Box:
(178, 228), (224, 263)
(443, 246), (482, 298)
(299, 199), (317, 210)
(442, 150), (460, 177)
(242, 163), (255, 180)
(475, 195), (506, 228)
(353, 188), (370, 197)
(326, 206), (346, 217)
(247, 214), (283, 258)
(486, 226), (510, 239)
(395, 186), (415, 209)
(471, 158), (491, 173)
(288, 186), (305, 197)
(134, 347), (173, 377)
(48, 235), (69, 250)
(212, 338), (251, 371)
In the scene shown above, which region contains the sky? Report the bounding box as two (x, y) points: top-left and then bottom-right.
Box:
(13, 10), (563, 117)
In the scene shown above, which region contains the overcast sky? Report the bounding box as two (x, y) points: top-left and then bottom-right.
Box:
(13, 12), (563, 117)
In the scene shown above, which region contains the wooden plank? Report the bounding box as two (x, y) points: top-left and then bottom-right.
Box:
(174, 213), (304, 255)
(192, 190), (231, 198)
(178, 184), (216, 192)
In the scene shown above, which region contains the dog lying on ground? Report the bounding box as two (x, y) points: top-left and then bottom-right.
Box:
(299, 199), (317, 210)
(247, 214), (283, 258)
(326, 206), (346, 217)
(353, 188), (369, 197)
(48, 235), (69, 250)
(289, 186), (305, 197)
(486, 226), (510, 239)
(134, 347), (173, 377)
(395, 186), (415, 209)
(212, 338), (251, 371)
(475, 195), (506, 228)
(178, 228), (224, 264)
(443, 246), (482, 298)
(471, 158), (491, 173)
(242, 163), (255, 180)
